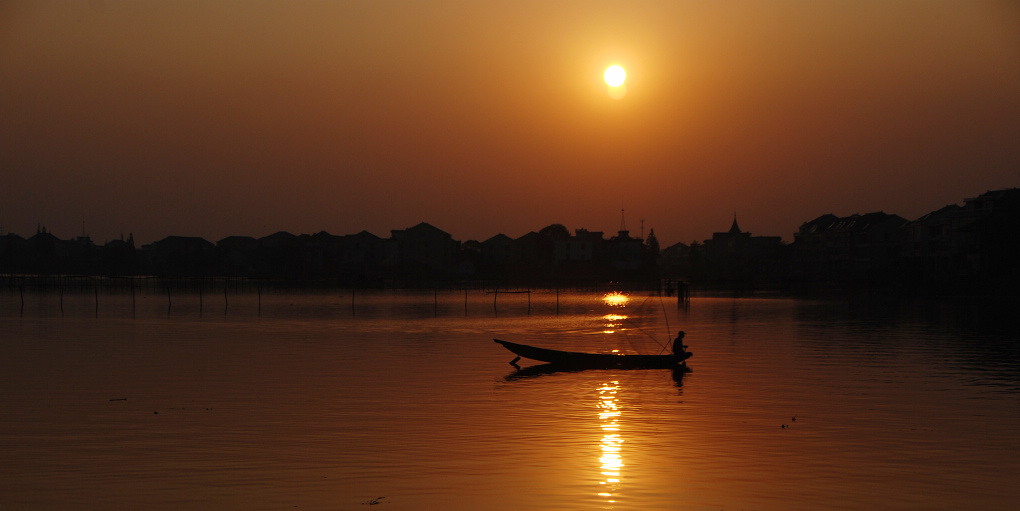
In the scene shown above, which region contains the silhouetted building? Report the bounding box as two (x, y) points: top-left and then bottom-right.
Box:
(100, 234), (137, 275)
(901, 188), (1020, 290)
(215, 236), (260, 276)
(389, 222), (459, 281)
(478, 233), (512, 280)
(643, 229), (661, 277)
(658, 241), (692, 280)
(608, 228), (643, 273)
(901, 205), (965, 285)
(555, 229), (603, 265)
(0, 233), (25, 271)
(698, 216), (784, 288)
(3, 188), (1015, 292)
(552, 229), (606, 282)
(336, 230), (383, 284)
(963, 189), (1020, 287)
(256, 231), (306, 278)
(142, 236), (215, 276)
(508, 231), (546, 280)
(791, 211), (906, 283)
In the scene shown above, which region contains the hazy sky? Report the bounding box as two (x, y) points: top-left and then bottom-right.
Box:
(2, 1), (1019, 246)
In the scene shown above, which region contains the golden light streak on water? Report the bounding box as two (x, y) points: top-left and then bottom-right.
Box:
(597, 381), (624, 504)
(602, 311), (628, 334)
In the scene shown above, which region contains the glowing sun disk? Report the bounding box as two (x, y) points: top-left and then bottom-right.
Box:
(604, 65), (626, 87)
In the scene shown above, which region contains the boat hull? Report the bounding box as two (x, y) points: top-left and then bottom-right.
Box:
(493, 339), (691, 369)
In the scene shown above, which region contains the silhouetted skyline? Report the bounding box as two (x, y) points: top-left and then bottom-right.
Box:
(2, 2), (1019, 247)
(4, 188), (1016, 294)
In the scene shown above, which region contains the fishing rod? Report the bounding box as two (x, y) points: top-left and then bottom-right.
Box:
(622, 318), (666, 351)
(657, 294), (672, 355)
(659, 294), (672, 339)
(620, 294), (668, 354)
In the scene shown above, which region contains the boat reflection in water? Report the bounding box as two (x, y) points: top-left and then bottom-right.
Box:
(503, 362), (688, 388)
(597, 381), (623, 504)
(498, 290), (687, 504)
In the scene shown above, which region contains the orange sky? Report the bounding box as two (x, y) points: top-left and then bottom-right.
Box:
(2, 1), (1019, 246)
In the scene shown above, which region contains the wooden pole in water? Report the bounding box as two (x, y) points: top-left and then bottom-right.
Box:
(556, 287), (560, 315)
(527, 289), (531, 315)
(493, 289), (498, 315)
(464, 288), (468, 316)
(434, 288), (438, 316)
(351, 287), (355, 316)
(166, 287), (171, 314)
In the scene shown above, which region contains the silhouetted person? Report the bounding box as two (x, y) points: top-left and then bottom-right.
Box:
(672, 330), (687, 357)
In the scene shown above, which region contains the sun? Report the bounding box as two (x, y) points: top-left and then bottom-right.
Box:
(604, 65), (626, 87)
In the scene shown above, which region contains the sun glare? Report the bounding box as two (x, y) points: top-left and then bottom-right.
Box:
(602, 292), (629, 307)
(604, 65), (626, 87)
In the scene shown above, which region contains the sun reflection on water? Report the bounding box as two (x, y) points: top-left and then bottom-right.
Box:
(602, 292), (629, 307)
(597, 381), (623, 504)
(601, 293), (629, 333)
(601, 313), (628, 334)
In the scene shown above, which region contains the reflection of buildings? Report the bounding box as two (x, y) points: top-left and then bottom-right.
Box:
(597, 381), (623, 504)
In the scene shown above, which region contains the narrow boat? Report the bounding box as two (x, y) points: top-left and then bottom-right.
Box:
(493, 338), (692, 369)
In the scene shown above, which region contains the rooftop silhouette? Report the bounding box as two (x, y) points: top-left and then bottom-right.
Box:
(2, 189), (1017, 293)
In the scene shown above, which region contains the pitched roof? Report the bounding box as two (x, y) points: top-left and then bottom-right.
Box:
(728, 216), (742, 235)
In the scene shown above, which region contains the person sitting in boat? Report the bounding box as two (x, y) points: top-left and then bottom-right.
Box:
(672, 331), (688, 357)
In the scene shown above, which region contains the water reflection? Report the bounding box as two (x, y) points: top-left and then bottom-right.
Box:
(503, 364), (689, 385)
(602, 313), (627, 334)
(597, 381), (623, 504)
(4, 290), (1018, 510)
(602, 291), (628, 335)
(602, 292), (629, 307)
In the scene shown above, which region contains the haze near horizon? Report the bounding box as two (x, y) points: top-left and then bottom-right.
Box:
(2, 1), (1018, 246)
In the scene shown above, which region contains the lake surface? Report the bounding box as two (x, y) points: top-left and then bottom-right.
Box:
(2, 287), (1018, 510)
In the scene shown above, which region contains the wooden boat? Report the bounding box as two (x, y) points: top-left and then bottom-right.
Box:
(493, 339), (692, 369)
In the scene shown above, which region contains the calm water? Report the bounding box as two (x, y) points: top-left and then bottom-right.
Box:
(1, 288), (1018, 510)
